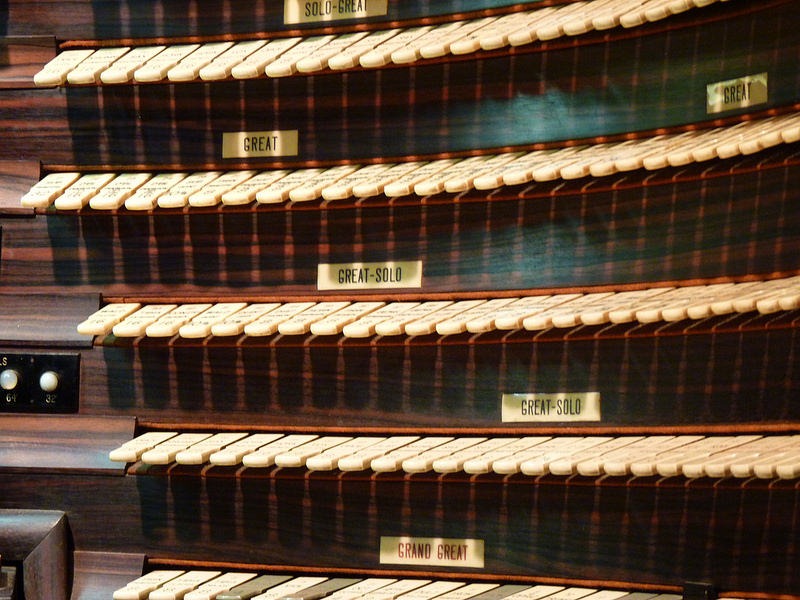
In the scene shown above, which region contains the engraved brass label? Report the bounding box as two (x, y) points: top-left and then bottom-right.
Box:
(380, 536), (484, 568)
(502, 392), (602, 423)
(317, 261), (423, 290)
(707, 72), (768, 114)
(285, 0), (388, 24)
(222, 130), (299, 158)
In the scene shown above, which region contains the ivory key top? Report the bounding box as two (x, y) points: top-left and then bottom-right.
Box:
(432, 437), (520, 473)
(149, 571), (223, 600)
(336, 436), (420, 471)
(342, 302), (421, 338)
(178, 302), (249, 338)
(210, 303), (282, 337)
(309, 302), (386, 336)
(320, 163), (396, 200)
(295, 31), (369, 73)
(243, 302), (317, 336)
(133, 43), (200, 82)
(20, 172), (81, 209)
(140, 433), (214, 465)
(391, 21), (466, 64)
(545, 437), (641, 476)
(88, 172), (152, 210)
(491, 294), (578, 330)
(359, 26), (433, 68)
(54, 172), (116, 210)
(125, 172), (188, 211)
(157, 171), (223, 208)
(370, 437), (454, 472)
(462, 437), (551, 474)
(222, 170), (290, 205)
(184, 573), (259, 600)
(144, 303), (213, 337)
(327, 29), (402, 70)
(401, 437), (487, 473)
(188, 170), (258, 207)
(66, 46), (130, 85)
(273, 436), (352, 468)
(33, 49), (94, 86)
(99, 45), (166, 84)
(305, 436), (387, 471)
(111, 304), (179, 337)
(175, 432), (249, 465)
(241, 434), (319, 468)
(255, 168), (324, 204)
(209, 433), (284, 466)
(404, 299), (486, 336)
(108, 431), (179, 463)
(199, 39), (268, 80)
(288, 165), (360, 202)
(277, 301), (351, 335)
(230, 37), (303, 79)
(77, 302), (142, 336)
(167, 41), (234, 81)
(435, 298), (518, 335)
(265, 35), (336, 78)
(112, 570), (185, 600)
(372, 301), (454, 336)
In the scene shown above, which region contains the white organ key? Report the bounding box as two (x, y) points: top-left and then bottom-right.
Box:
(412, 154), (501, 196)
(167, 41), (234, 81)
(178, 302), (249, 338)
(34, 49), (95, 86)
(274, 436), (353, 468)
(337, 436), (420, 471)
(657, 127), (726, 168)
(288, 165), (361, 202)
(436, 298), (519, 335)
(627, 435), (706, 476)
(88, 172), (152, 210)
(66, 47), (130, 85)
(199, 39), (268, 80)
(562, 0), (620, 35)
(750, 446), (800, 479)
(708, 279), (784, 316)
(133, 44), (200, 82)
(54, 172), (116, 210)
(536, 2), (599, 41)
(145, 303), (214, 337)
(184, 573), (259, 600)
(157, 171), (224, 208)
(255, 168), (325, 203)
(325, 579), (398, 600)
(614, 131), (693, 172)
(462, 437), (553, 474)
(696, 436), (799, 478)
(370, 437), (454, 472)
(592, 0), (652, 30)
(523, 292), (614, 330)
(391, 21), (467, 64)
(492, 295), (580, 330)
(449, 15), (518, 53)
(631, 283), (727, 323)
(537, 437), (639, 476)
(358, 579), (432, 600)
(140, 433), (214, 465)
(295, 31), (370, 73)
(148, 570), (223, 600)
(620, 0), (679, 26)
(715, 118), (791, 160)
(309, 301), (386, 335)
(772, 452), (800, 480)
(251, 577), (329, 600)
(436, 584), (500, 600)
(342, 302), (422, 338)
(112, 304), (179, 337)
(321, 163), (397, 200)
(781, 112), (800, 143)
(588, 136), (664, 177)
(432, 437), (522, 473)
(420, 17), (500, 58)
(327, 29), (402, 70)
(659, 282), (739, 322)
(499, 585), (566, 600)
(475, 10), (543, 51)
(108, 431), (179, 463)
(574, 287), (674, 326)
(390, 581), (465, 600)
(99, 45), (167, 84)
(20, 172), (81, 208)
(690, 121), (752, 162)
(243, 302), (317, 336)
(402, 437), (488, 473)
(404, 300), (487, 336)
(77, 302), (143, 336)
(654, 435), (762, 478)
(265, 35), (337, 78)
(125, 173), (188, 210)
(209, 433), (285, 466)
(210, 303), (282, 337)
(241, 434), (319, 468)
(359, 26), (434, 68)
(112, 570), (185, 600)
(492, 437), (603, 475)
(442, 152), (524, 194)
(277, 301), (351, 335)
(538, 589), (598, 600)
(305, 437), (388, 471)
(601, 435), (703, 476)
(230, 37), (303, 79)
(372, 301), (454, 336)
(351, 162), (426, 198)
(501, 147), (586, 187)
(501, 7), (560, 47)
(221, 170), (290, 205)
(756, 276), (800, 313)
(383, 159), (459, 197)
(188, 170), (257, 207)
(742, 113), (800, 153)
(175, 433), (249, 465)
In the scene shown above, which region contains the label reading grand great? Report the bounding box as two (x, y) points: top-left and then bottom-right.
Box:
(222, 130), (298, 159)
(502, 392), (601, 423)
(707, 72), (768, 114)
(380, 536), (484, 568)
(285, 0), (388, 24)
(318, 260), (422, 290)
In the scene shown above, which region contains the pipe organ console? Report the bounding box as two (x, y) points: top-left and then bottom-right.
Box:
(0, 0), (799, 598)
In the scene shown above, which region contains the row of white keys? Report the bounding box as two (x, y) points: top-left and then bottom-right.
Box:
(185, 573), (260, 600)
(337, 436), (421, 471)
(651, 435), (763, 478)
(404, 300), (487, 336)
(305, 436), (390, 470)
(295, 31), (370, 73)
(66, 47), (131, 85)
(134, 44), (200, 82)
(113, 570), (186, 599)
(178, 302), (250, 338)
(210, 303), (282, 337)
(149, 571), (223, 600)
(391, 21), (470, 64)
(630, 283), (732, 323)
(462, 437), (552, 474)
(413, 153), (522, 196)
(287, 164), (362, 202)
(372, 301), (455, 336)
(140, 432), (214, 465)
(359, 579), (432, 600)
(277, 301), (352, 335)
(33, 49), (95, 86)
(125, 173), (188, 210)
(53, 173), (116, 210)
(341, 302), (422, 338)
(241, 434), (320, 468)
(522, 292), (615, 330)
(420, 17), (502, 59)
(112, 304), (178, 337)
(20, 172), (81, 208)
(76, 302), (142, 335)
(359, 26), (433, 68)
(435, 298), (520, 335)
(492, 437), (607, 475)
(198, 40), (268, 80)
(754, 277), (800, 313)
(264, 35), (336, 78)
(188, 170), (258, 207)
(255, 168), (325, 203)
(99, 45), (167, 84)
(243, 302), (317, 336)
(157, 171), (224, 208)
(144, 303), (214, 337)
(273, 436), (353, 468)
(520, 437), (619, 476)
(89, 172), (152, 209)
(401, 437), (488, 473)
(209, 433), (285, 465)
(583, 435), (703, 477)
(432, 437), (525, 473)
(688, 435), (800, 479)
(230, 37), (303, 79)
(489, 295), (581, 330)
(174, 432), (249, 465)
(309, 301), (387, 336)
(325, 579), (399, 600)
(383, 159), (460, 198)
(328, 29), (402, 70)
(166, 41), (234, 82)
(548, 436), (646, 476)
(108, 431), (178, 462)
(221, 170), (291, 205)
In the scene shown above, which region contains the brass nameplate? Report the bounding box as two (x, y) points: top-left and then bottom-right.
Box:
(501, 392), (602, 422)
(380, 536), (484, 569)
(222, 130), (299, 159)
(284, 0), (388, 24)
(707, 72), (768, 114)
(317, 261), (422, 290)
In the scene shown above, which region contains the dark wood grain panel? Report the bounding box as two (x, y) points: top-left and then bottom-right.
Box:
(0, 293), (98, 346)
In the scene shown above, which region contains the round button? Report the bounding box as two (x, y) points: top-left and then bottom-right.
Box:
(39, 371), (60, 393)
(0, 369), (20, 391)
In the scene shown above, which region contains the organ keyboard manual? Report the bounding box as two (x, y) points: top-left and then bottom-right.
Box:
(0, 0), (799, 599)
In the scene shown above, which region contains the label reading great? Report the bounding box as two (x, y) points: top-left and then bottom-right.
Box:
(285, 0), (388, 24)
(502, 392), (601, 423)
(318, 261), (422, 290)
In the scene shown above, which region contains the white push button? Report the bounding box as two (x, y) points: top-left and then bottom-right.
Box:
(0, 369), (20, 391)
(39, 371), (60, 393)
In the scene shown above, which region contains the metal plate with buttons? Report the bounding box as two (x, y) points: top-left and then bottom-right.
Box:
(0, 353), (79, 413)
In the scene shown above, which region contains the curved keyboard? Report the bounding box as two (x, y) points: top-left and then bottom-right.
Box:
(33, 0), (731, 88)
(109, 430), (800, 479)
(19, 111), (800, 211)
